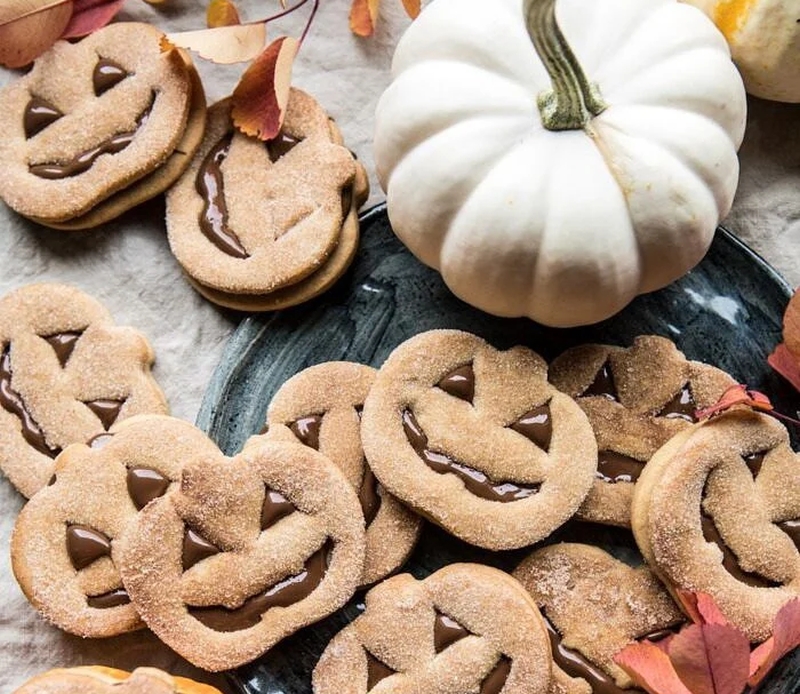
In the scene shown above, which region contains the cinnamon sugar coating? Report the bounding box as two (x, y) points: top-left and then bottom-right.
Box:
(550, 335), (735, 527)
(313, 564), (554, 694)
(631, 410), (800, 641)
(13, 666), (223, 694)
(0, 283), (168, 498)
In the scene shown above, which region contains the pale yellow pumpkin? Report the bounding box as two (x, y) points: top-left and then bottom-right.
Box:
(682, 0), (800, 102)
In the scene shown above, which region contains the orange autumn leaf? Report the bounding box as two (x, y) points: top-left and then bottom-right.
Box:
(695, 384), (774, 420)
(207, 0), (240, 28)
(231, 35), (298, 141)
(350, 0), (379, 37)
(0, 0), (72, 68)
(61, 0), (124, 38)
(749, 599), (800, 688)
(615, 641), (693, 694)
(162, 23), (266, 64)
(676, 590), (730, 627)
(668, 623), (749, 694)
(769, 343), (800, 392)
(401, 0), (420, 18)
(783, 289), (800, 359)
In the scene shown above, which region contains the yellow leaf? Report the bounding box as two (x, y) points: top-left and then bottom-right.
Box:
(163, 23), (266, 64)
(0, 0), (72, 68)
(401, 0), (420, 19)
(231, 36), (298, 141)
(350, 0), (380, 37)
(207, 0), (240, 28)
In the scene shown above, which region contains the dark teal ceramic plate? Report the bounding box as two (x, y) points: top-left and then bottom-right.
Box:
(198, 204), (800, 694)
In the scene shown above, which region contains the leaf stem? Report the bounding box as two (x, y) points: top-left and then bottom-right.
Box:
(300, 0), (320, 44)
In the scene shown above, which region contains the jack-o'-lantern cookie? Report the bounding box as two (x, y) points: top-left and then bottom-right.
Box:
(631, 410), (800, 641)
(361, 330), (597, 550)
(0, 23), (206, 229)
(13, 666), (223, 694)
(313, 563), (554, 694)
(10, 415), (206, 637)
(260, 362), (422, 586)
(166, 90), (369, 312)
(549, 336), (734, 527)
(0, 283), (168, 498)
(117, 435), (366, 671)
(513, 543), (684, 692)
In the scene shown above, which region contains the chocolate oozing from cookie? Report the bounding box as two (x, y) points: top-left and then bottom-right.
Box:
(87, 588), (131, 609)
(188, 540), (332, 632)
(182, 528), (220, 571)
(437, 364), (475, 403)
(29, 103), (153, 180)
(358, 467), (381, 526)
(66, 524), (112, 570)
(0, 345), (61, 458)
(289, 414), (322, 450)
(261, 488), (295, 530)
(582, 361), (618, 401)
(433, 611), (470, 653)
(266, 131), (302, 162)
(93, 58), (129, 96)
(655, 383), (696, 422)
(596, 450), (642, 484)
(127, 467), (170, 511)
(508, 404), (552, 452)
(744, 450), (769, 478)
(42, 330), (82, 367)
(701, 514), (779, 588)
(480, 656), (511, 694)
(365, 651), (396, 690)
(402, 410), (540, 502)
(23, 96), (63, 139)
(84, 398), (125, 430)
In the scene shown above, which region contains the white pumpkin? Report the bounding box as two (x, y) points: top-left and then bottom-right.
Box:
(374, 0), (747, 327)
(682, 0), (800, 103)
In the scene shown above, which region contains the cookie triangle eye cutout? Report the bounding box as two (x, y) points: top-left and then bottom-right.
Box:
(127, 467), (170, 511)
(93, 58), (130, 96)
(23, 96), (63, 138)
(582, 360), (619, 401)
(66, 524), (112, 570)
(365, 650), (396, 690)
(261, 487), (295, 530)
(480, 657), (512, 694)
(433, 610), (470, 652)
(84, 398), (126, 430)
(508, 403), (552, 452)
(289, 414), (323, 450)
(182, 527), (221, 571)
(436, 363), (475, 403)
(42, 330), (83, 367)
(656, 382), (696, 421)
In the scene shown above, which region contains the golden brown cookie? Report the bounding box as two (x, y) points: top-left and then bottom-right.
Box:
(513, 543), (684, 692)
(10, 415), (205, 637)
(166, 91), (368, 311)
(0, 23), (199, 226)
(12, 666), (223, 694)
(313, 563), (554, 694)
(118, 435), (366, 671)
(549, 336), (735, 527)
(261, 361), (422, 586)
(361, 330), (597, 550)
(631, 409), (800, 641)
(0, 283), (168, 498)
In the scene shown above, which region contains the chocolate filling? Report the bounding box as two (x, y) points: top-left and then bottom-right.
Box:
(744, 450), (769, 478)
(358, 467), (382, 527)
(43, 330), (82, 367)
(509, 403), (552, 452)
(127, 467), (170, 511)
(596, 450), (642, 484)
(66, 524), (112, 570)
(0, 345), (61, 458)
(701, 514), (779, 588)
(480, 656), (511, 694)
(188, 540), (332, 632)
(402, 409), (539, 502)
(437, 364), (475, 403)
(266, 131), (302, 162)
(29, 101), (153, 180)
(261, 488), (295, 530)
(289, 414), (322, 450)
(434, 611), (470, 653)
(87, 588), (130, 609)
(23, 97), (63, 139)
(84, 398), (124, 431)
(182, 528), (221, 571)
(365, 651), (396, 690)
(656, 384), (696, 422)
(582, 361), (618, 401)
(88, 432), (114, 449)
(93, 58), (129, 96)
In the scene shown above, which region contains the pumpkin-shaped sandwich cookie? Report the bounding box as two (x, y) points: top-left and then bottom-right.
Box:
(0, 23), (206, 229)
(549, 335), (735, 527)
(313, 563), (555, 694)
(261, 362), (422, 586)
(10, 416), (206, 637)
(361, 330), (597, 550)
(117, 434), (366, 671)
(0, 283), (168, 498)
(166, 89), (369, 311)
(631, 410), (800, 641)
(13, 666), (223, 694)
(513, 543), (684, 693)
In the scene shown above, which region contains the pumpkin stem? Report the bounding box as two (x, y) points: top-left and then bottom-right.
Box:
(524, 0), (607, 130)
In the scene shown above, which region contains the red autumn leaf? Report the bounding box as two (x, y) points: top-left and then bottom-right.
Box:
(668, 623), (750, 694)
(231, 35), (298, 141)
(615, 641), (693, 694)
(60, 0), (124, 38)
(749, 599), (800, 688)
(0, 0), (72, 68)
(695, 384), (774, 420)
(676, 590), (730, 627)
(768, 343), (800, 393)
(350, 0), (379, 37)
(207, 0), (240, 28)
(401, 0), (420, 19)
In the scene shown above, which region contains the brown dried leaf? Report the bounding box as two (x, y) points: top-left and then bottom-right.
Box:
(162, 23), (266, 64)
(0, 0), (72, 68)
(231, 35), (298, 140)
(350, 0), (380, 37)
(61, 0), (125, 39)
(207, 0), (240, 28)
